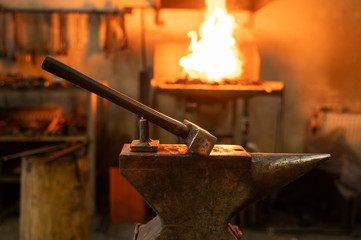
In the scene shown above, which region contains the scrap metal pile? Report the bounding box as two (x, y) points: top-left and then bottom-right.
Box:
(0, 73), (74, 88)
(0, 107), (87, 138)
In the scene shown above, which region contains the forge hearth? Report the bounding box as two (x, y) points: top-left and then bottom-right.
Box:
(151, 41), (283, 98)
(152, 79), (283, 98)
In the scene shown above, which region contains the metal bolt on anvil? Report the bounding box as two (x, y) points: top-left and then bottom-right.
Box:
(130, 118), (159, 152)
(41, 57), (330, 240)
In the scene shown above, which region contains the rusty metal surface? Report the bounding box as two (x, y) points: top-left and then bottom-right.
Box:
(120, 144), (330, 240)
(121, 144), (250, 157)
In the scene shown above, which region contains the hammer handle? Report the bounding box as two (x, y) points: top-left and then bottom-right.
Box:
(42, 56), (189, 138)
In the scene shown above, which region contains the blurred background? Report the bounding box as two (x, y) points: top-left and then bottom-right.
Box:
(0, 0), (360, 239)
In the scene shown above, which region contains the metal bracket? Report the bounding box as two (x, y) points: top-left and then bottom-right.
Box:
(130, 118), (159, 152)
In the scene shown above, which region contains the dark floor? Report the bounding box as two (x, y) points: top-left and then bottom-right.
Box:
(1, 216), (360, 240)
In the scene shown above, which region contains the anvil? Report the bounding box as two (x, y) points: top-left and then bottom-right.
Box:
(120, 144), (330, 240)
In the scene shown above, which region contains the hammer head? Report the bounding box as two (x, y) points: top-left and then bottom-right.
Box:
(181, 120), (217, 156)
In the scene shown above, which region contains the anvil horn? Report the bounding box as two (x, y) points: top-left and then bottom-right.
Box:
(236, 153), (331, 213)
(251, 153), (331, 189)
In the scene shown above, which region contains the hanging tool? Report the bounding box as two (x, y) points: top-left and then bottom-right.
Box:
(103, 10), (129, 56)
(118, 10), (128, 50)
(57, 11), (68, 55)
(10, 11), (18, 61)
(0, 10), (7, 58)
(103, 11), (112, 57)
(43, 12), (52, 54)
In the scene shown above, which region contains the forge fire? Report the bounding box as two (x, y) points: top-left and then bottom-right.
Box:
(152, 0), (263, 87)
(179, 0), (243, 83)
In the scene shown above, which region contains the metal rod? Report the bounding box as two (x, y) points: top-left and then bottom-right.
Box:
(2, 143), (68, 161)
(35, 142), (87, 164)
(42, 56), (189, 138)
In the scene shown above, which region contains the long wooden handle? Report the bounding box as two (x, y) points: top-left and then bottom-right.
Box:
(42, 56), (189, 138)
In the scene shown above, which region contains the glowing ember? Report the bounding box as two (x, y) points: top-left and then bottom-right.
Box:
(179, 0), (243, 83)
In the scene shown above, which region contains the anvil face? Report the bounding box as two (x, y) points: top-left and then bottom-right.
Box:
(119, 144), (330, 240)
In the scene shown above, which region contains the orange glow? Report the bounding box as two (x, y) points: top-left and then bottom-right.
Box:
(179, 0), (243, 83)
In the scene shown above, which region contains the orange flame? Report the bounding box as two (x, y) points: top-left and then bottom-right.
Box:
(179, 0), (243, 83)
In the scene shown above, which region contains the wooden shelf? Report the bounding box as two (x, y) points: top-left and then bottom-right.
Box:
(0, 85), (81, 91)
(0, 135), (88, 142)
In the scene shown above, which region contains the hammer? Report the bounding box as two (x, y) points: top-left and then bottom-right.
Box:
(42, 56), (217, 156)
